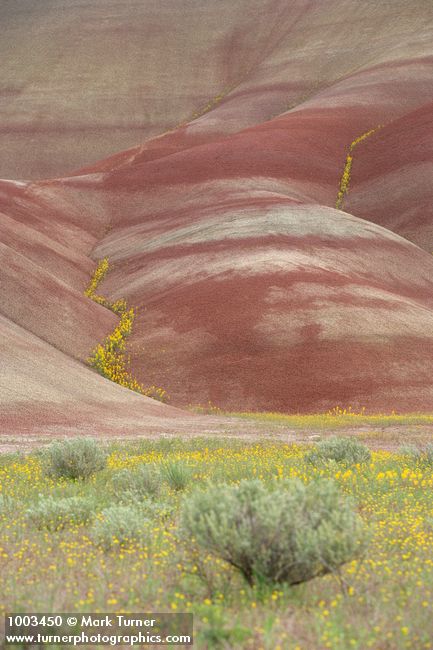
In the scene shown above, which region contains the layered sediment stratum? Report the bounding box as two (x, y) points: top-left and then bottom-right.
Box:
(1, 0), (433, 432)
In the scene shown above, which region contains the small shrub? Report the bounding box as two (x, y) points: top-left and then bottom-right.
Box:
(181, 478), (365, 586)
(398, 444), (423, 461)
(140, 499), (174, 521)
(161, 461), (192, 491)
(112, 464), (161, 500)
(91, 505), (148, 551)
(43, 438), (106, 480)
(26, 496), (94, 531)
(424, 444), (433, 466)
(306, 436), (371, 465)
(399, 443), (433, 467)
(0, 494), (14, 514)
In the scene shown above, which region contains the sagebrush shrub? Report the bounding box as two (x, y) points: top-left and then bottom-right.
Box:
(398, 444), (423, 460)
(43, 438), (106, 480)
(424, 444), (433, 466)
(307, 436), (371, 465)
(399, 443), (433, 467)
(0, 494), (13, 514)
(140, 500), (173, 521)
(181, 478), (365, 586)
(91, 505), (148, 551)
(112, 464), (161, 500)
(26, 496), (94, 531)
(161, 461), (192, 491)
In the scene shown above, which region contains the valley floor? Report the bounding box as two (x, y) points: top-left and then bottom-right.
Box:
(2, 411), (433, 454)
(1, 431), (432, 649)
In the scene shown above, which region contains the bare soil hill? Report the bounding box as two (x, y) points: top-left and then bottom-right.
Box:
(1, 1), (433, 434)
(1, 0), (432, 179)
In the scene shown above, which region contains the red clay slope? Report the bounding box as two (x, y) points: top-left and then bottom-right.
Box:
(344, 101), (433, 251)
(66, 84), (433, 412)
(1, 0), (433, 430)
(0, 178), (189, 435)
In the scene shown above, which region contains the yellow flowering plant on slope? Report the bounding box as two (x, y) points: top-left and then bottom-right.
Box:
(336, 126), (381, 209)
(84, 258), (168, 402)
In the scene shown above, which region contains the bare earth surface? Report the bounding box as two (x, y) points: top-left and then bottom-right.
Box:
(1, 1), (433, 436)
(1, 0), (431, 180)
(2, 418), (433, 455)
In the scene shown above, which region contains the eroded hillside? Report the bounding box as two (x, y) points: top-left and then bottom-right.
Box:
(1, 0), (433, 432)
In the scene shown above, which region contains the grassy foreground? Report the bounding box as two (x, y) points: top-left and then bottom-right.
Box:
(1, 437), (433, 649)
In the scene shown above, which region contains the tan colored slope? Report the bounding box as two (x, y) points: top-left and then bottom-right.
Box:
(1, 0), (432, 178)
(0, 0), (293, 178)
(182, 2), (433, 144)
(0, 314), (189, 435)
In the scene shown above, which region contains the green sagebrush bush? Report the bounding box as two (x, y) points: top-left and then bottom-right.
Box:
(26, 495), (94, 531)
(306, 436), (371, 466)
(0, 494), (15, 515)
(181, 478), (365, 586)
(399, 443), (433, 467)
(112, 464), (161, 500)
(43, 438), (107, 480)
(91, 505), (148, 551)
(161, 460), (192, 491)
